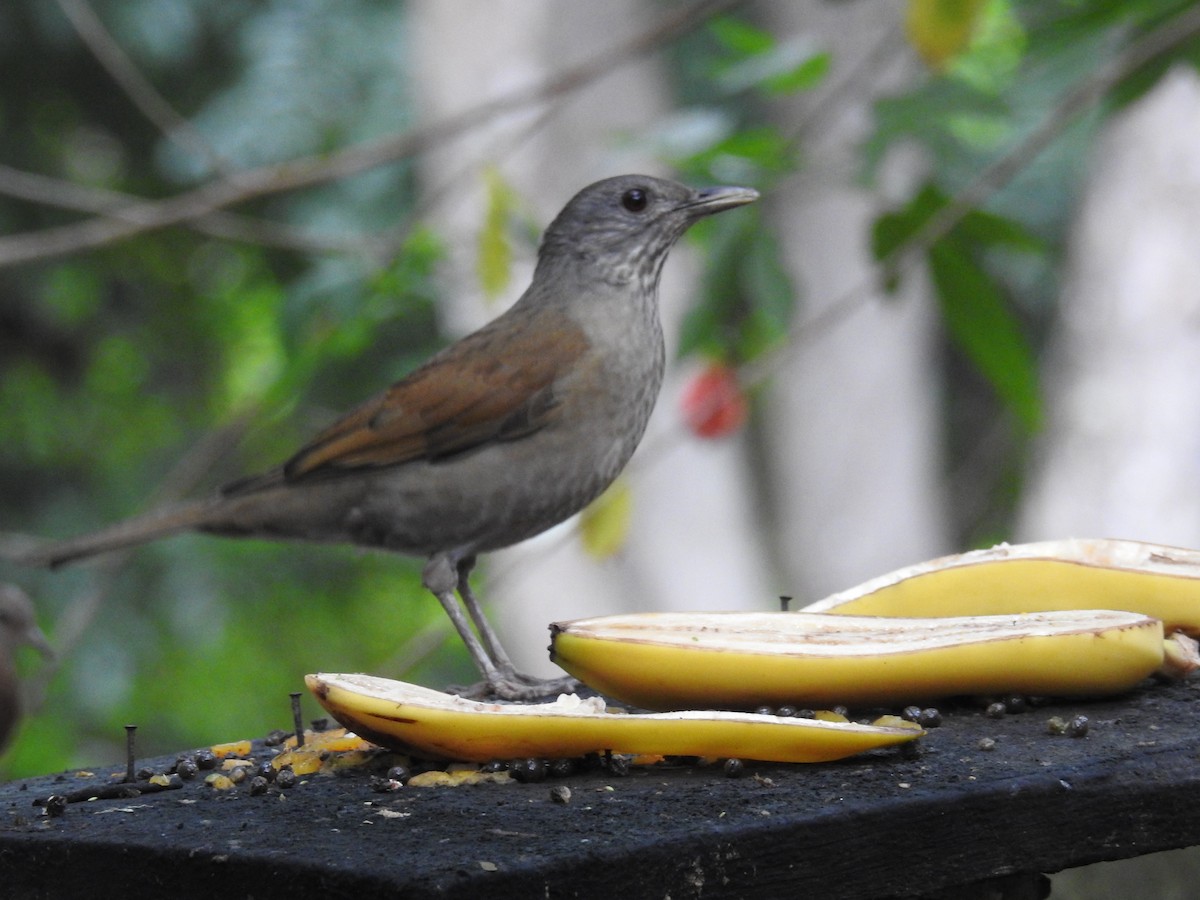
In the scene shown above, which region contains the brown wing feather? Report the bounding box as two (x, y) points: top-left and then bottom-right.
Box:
(282, 308), (589, 480)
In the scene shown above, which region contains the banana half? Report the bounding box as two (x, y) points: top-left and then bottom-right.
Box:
(549, 610), (1164, 711)
(305, 673), (922, 764)
(802, 538), (1200, 633)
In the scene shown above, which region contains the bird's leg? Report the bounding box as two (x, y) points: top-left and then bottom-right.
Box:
(454, 556), (517, 673)
(421, 555), (507, 689)
(454, 556), (579, 699)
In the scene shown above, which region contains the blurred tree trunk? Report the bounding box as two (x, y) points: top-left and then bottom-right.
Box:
(1018, 67), (1200, 547)
(757, 1), (951, 602)
(409, 0), (772, 675)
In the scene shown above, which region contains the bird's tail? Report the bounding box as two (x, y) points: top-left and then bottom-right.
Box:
(0, 500), (219, 569)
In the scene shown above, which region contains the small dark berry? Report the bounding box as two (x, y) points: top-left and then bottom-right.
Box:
(194, 749), (217, 771)
(917, 708), (942, 728)
(385, 765), (411, 785)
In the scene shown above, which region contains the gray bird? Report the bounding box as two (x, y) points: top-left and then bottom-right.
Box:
(0, 585), (52, 751)
(4, 175), (758, 698)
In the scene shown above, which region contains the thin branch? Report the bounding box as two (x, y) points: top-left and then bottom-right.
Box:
(0, 0), (744, 270)
(0, 163), (385, 257)
(55, 0), (231, 177)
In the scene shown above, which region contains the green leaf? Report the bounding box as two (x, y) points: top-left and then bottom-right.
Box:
(708, 17), (774, 56)
(477, 168), (515, 300)
(929, 238), (1040, 431)
(763, 52), (831, 95)
(579, 479), (633, 558)
(956, 204), (1044, 252)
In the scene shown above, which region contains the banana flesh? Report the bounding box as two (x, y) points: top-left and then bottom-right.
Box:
(802, 538), (1200, 633)
(549, 610), (1164, 710)
(305, 673), (922, 764)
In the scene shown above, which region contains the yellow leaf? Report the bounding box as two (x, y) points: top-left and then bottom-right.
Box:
(579, 479), (633, 559)
(477, 167), (515, 301)
(905, 0), (987, 69)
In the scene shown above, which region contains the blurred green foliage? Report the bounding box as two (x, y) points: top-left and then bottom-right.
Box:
(0, 0), (1197, 779)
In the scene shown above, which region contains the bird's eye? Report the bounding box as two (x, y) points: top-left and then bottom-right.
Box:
(621, 188), (648, 212)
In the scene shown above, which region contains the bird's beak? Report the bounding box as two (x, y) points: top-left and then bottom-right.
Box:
(686, 185), (760, 215)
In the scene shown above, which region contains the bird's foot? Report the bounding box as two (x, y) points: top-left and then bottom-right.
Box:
(449, 672), (580, 702)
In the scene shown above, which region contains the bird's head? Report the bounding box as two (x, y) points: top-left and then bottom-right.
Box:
(537, 175), (759, 290)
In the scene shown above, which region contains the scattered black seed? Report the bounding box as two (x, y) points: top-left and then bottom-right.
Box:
(229, 766), (249, 785)
(1046, 716), (1068, 735)
(369, 775), (401, 793)
(917, 708), (942, 728)
(607, 755), (631, 777)
(794, 709), (816, 719)
(385, 765), (411, 785)
(275, 765), (297, 789)
(264, 729), (290, 747)
(480, 760), (508, 774)
(1067, 715), (1090, 738)
(175, 758), (199, 781)
(901, 705), (923, 723)
(510, 758), (547, 784)
(978, 737), (997, 752)
(549, 784), (572, 804)
(248, 776), (270, 796)
(832, 706), (850, 719)
(135, 766), (156, 781)
(985, 702), (1007, 719)
(1003, 694), (1028, 714)
(44, 795), (67, 818)
(579, 753), (605, 772)
(754, 706), (775, 717)
(548, 758), (576, 779)
(194, 749), (218, 771)
(255, 760), (276, 782)
(723, 758), (745, 779)
(776, 705), (797, 718)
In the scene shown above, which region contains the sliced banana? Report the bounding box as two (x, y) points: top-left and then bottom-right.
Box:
(549, 610), (1164, 710)
(803, 538), (1200, 633)
(305, 673), (922, 764)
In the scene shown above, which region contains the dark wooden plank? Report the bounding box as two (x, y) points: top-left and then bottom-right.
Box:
(1, 677), (1198, 899)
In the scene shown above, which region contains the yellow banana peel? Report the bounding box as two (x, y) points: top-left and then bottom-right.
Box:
(305, 673), (922, 764)
(803, 538), (1200, 633)
(549, 610), (1164, 710)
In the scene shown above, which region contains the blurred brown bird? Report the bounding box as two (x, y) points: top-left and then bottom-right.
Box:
(0, 585), (52, 751)
(3, 175), (758, 698)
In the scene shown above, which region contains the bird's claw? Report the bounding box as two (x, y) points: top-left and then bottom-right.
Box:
(449, 673), (580, 702)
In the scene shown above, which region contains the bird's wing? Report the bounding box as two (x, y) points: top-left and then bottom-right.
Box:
(280, 308), (590, 479)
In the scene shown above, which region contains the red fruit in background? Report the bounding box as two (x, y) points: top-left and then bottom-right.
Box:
(681, 363), (748, 438)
